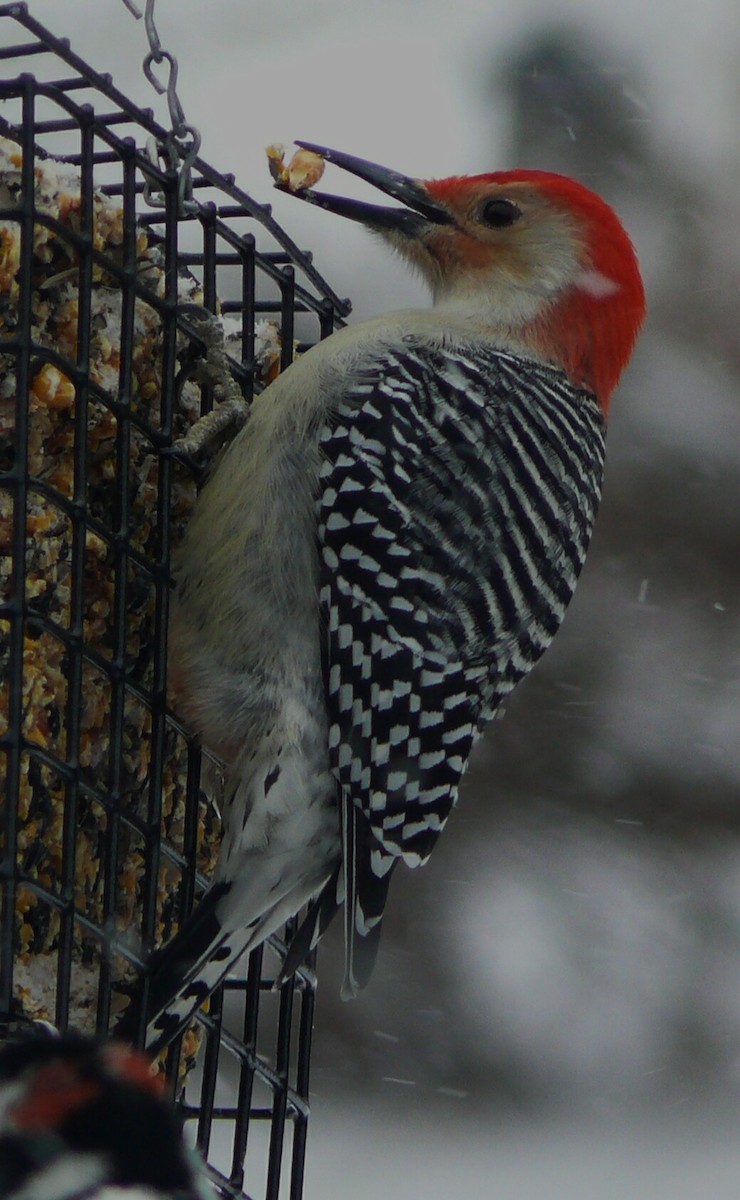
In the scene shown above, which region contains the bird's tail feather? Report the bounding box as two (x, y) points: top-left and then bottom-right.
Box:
(341, 800), (396, 1000)
(116, 869), (335, 1054)
(276, 864), (343, 986)
(115, 880), (285, 1054)
(115, 794), (396, 1045)
(277, 800), (398, 997)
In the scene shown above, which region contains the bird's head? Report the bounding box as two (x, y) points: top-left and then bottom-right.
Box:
(280, 142), (646, 412)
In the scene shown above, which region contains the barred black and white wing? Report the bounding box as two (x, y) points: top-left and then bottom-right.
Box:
(316, 340), (605, 993)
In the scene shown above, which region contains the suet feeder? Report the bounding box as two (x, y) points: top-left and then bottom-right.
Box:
(0, 5), (349, 1196)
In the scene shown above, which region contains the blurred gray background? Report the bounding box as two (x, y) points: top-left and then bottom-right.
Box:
(9, 1), (739, 1195)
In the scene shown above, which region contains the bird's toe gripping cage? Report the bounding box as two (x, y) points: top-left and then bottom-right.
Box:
(0, 6), (350, 1197)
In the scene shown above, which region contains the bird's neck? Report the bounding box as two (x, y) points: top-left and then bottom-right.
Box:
(431, 283), (641, 414)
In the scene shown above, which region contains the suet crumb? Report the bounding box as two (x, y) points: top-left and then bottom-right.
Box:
(266, 143), (325, 192)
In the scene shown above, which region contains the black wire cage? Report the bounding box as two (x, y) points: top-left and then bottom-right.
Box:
(0, 6), (350, 1197)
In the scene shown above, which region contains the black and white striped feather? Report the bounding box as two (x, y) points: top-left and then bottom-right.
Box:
(314, 340), (605, 991)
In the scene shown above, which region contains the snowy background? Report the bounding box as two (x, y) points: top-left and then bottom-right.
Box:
(5, 1), (739, 1196)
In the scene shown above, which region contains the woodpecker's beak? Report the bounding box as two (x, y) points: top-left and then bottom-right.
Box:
(278, 141), (455, 235)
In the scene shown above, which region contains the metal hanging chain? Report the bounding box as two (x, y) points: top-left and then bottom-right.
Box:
(122, 0), (202, 211)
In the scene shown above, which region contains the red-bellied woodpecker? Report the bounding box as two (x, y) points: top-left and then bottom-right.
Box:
(118, 143), (645, 1052)
(0, 1033), (214, 1198)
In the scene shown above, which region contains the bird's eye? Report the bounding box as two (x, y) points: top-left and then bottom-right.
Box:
(480, 199), (521, 229)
